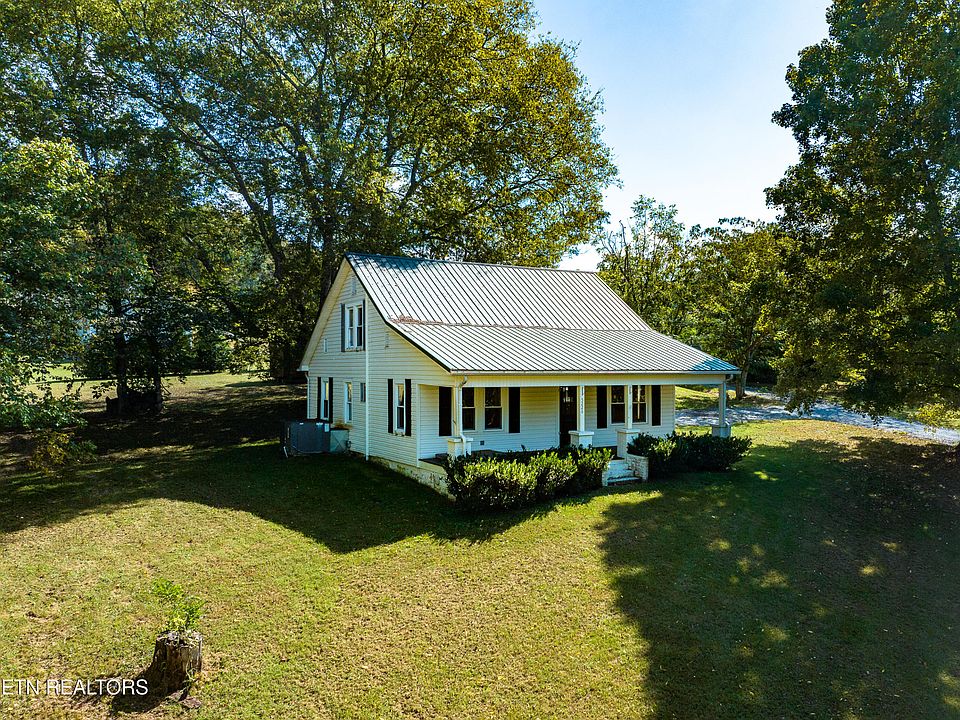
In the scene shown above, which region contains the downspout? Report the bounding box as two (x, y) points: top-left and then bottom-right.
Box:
(364, 328), (370, 460)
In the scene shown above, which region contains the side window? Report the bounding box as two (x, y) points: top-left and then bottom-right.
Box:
(462, 388), (476, 431)
(344, 382), (353, 422)
(395, 382), (406, 433)
(484, 387), (502, 430)
(359, 382), (366, 403)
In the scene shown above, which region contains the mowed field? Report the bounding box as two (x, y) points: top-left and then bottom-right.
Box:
(0, 374), (958, 719)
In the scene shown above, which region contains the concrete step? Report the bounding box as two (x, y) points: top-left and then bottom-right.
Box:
(603, 459), (635, 486)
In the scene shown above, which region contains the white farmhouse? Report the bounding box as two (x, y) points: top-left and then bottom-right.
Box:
(300, 254), (738, 490)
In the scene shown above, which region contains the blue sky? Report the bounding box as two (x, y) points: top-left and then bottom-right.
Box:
(540, 1), (830, 270)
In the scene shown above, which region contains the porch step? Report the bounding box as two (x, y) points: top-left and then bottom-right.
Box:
(603, 459), (635, 486)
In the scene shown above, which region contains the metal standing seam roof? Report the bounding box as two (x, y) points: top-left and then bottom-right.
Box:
(346, 253), (739, 375)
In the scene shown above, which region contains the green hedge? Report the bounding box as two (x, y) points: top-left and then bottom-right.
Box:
(444, 446), (612, 512)
(626, 432), (751, 477)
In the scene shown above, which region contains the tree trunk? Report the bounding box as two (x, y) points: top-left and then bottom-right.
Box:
(145, 631), (202, 697)
(735, 371), (747, 401)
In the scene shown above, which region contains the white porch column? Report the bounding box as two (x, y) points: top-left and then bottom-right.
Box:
(577, 384), (585, 431)
(719, 381), (727, 425)
(569, 384), (594, 448)
(447, 385), (473, 457)
(617, 383), (640, 458)
(452, 385), (462, 436)
(712, 380), (732, 438)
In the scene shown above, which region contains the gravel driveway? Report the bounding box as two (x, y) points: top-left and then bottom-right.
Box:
(676, 390), (960, 446)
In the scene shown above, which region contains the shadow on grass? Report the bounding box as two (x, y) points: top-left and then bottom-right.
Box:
(597, 436), (960, 719)
(0, 442), (567, 551)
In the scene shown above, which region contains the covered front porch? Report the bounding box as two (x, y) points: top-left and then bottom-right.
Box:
(417, 373), (735, 464)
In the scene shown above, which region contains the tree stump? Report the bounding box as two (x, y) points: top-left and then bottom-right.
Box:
(145, 630), (202, 696)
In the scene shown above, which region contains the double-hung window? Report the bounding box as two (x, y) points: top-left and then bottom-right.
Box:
(343, 382), (353, 423)
(610, 386), (626, 424)
(462, 388), (476, 431)
(632, 385), (647, 423)
(345, 303), (364, 349)
(395, 382), (406, 433)
(484, 387), (502, 430)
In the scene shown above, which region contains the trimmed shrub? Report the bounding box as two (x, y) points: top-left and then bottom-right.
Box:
(447, 458), (537, 512)
(528, 452), (576, 500)
(626, 432), (751, 477)
(444, 445), (613, 512)
(565, 446), (613, 494)
(684, 434), (753, 471)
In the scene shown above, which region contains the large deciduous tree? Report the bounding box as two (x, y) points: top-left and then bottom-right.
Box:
(99, 0), (616, 378)
(692, 220), (786, 399)
(769, 0), (960, 416)
(596, 195), (696, 338)
(0, 2), (263, 413)
(0, 138), (93, 428)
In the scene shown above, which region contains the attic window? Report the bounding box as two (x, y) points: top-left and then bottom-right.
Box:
(345, 303), (364, 349)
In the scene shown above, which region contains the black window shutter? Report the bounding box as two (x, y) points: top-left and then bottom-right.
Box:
(596, 386), (607, 429)
(387, 379), (393, 433)
(317, 378), (326, 420)
(508, 387), (520, 433)
(328, 378), (334, 421)
(340, 304), (345, 351)
(404, 379), (412, 436)
(439, 386), (452, 436)
(652, 385), (661, 426)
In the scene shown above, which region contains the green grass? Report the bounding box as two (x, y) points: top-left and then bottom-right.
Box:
(1, 377), (958, 719)
(674, 385), (779, 411)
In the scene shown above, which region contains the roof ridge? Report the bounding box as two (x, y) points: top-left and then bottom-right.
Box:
(346, 252), (598, 275)
(391, 318), (650, 332)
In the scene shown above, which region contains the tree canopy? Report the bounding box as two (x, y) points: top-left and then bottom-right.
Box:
(595, 196), (696, 340)
(0, 139), (93, 427)
(0, 0), (616, 397)
(768, 0), (960, 415)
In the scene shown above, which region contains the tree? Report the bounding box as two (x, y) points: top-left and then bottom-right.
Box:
(0, 3), (265, 412)
(596, 195), (697, 338)
(768, 0), (960, 417)
(0, 138), (93, 428)
(95, 0), (616, 378)
(692, 220), (786, 399)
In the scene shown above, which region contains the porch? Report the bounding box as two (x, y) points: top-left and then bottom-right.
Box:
(417, 376), (734, 463)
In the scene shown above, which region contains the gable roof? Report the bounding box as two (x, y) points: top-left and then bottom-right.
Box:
(340, 253), (738, 376)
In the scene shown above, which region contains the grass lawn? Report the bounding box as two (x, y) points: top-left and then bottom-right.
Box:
(674, 385), (780, 412)
(1, 376), (959, 719)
